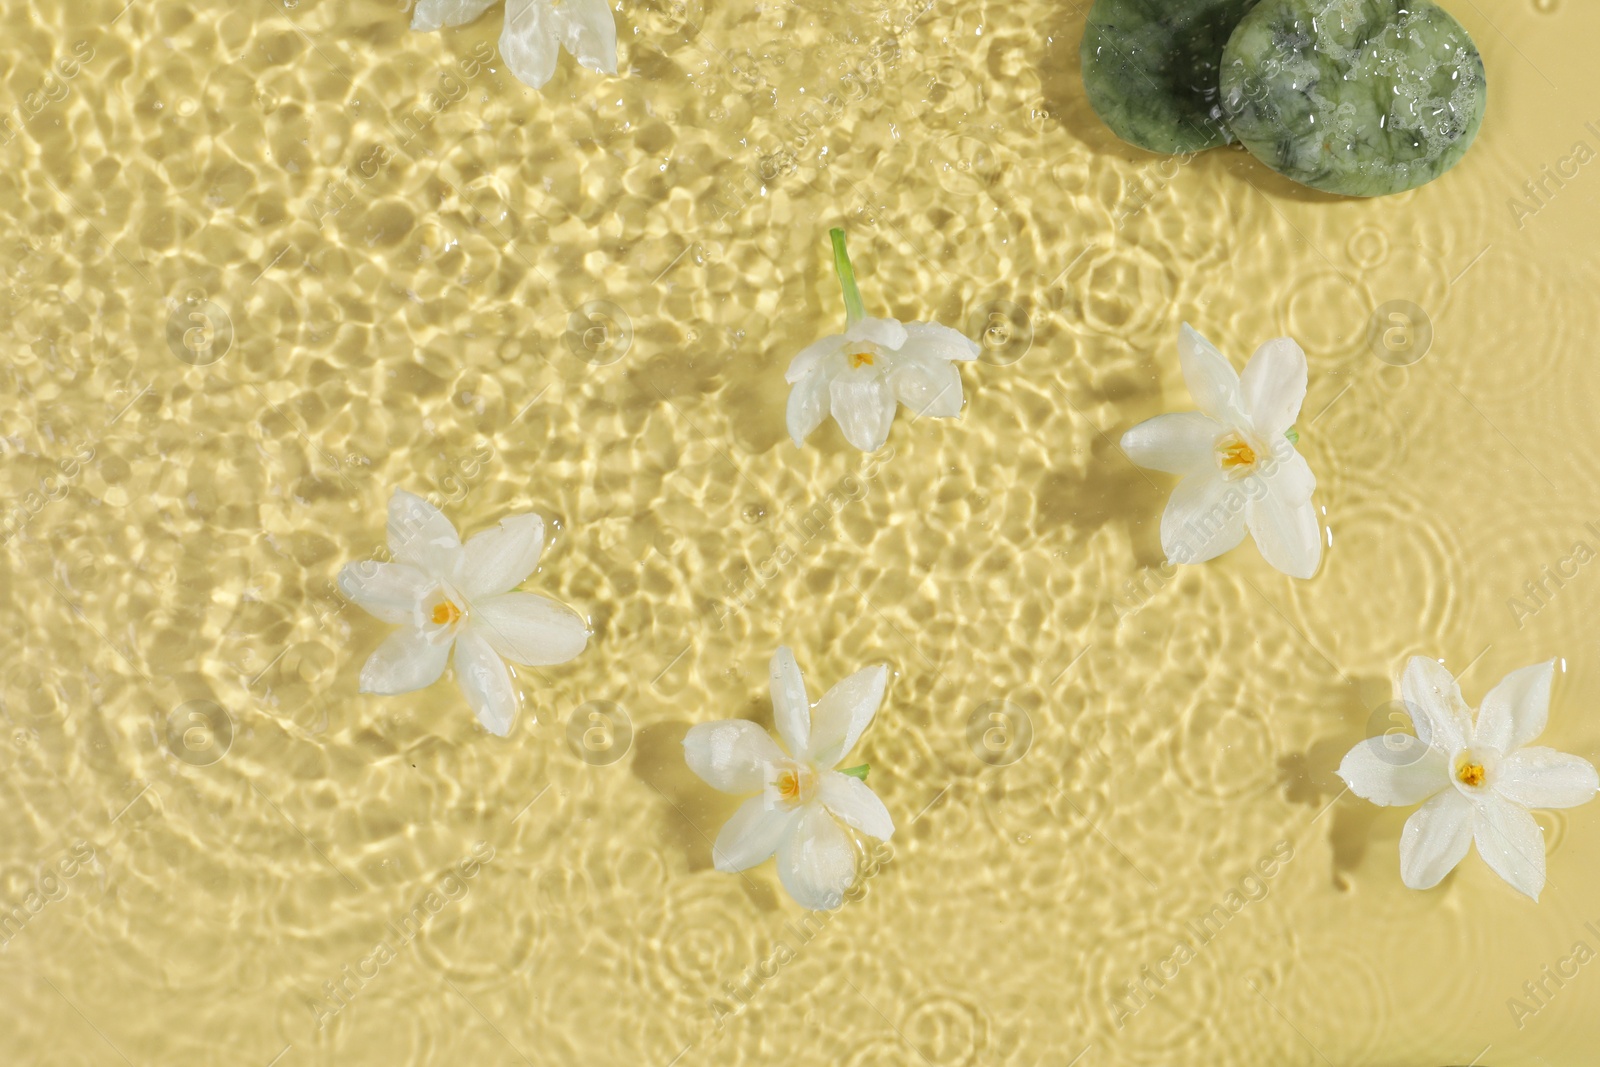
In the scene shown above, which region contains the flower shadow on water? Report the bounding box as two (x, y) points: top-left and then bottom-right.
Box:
(1033, 431), (1170, 560)
(629, 718), (786, 913)
(1276, 674), (1397, 891)
(1086, 367), (1205, 566)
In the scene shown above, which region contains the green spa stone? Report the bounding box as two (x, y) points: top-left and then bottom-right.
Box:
(1219, 0), (1487, 196)
(1080, 0), (1264, 154)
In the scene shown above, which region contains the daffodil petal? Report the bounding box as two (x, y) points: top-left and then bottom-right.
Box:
(1398, 788), (1474, 891)
(1245, 486), (1321, 579)
(1239, 336), (1307, 439)
(819, 771), (894, 840)
(712, 797), (795, 873)
(900, 321), (979, 362)
(769, 646), (811, 757)
(808, 664), (886, 767)
(786, 369), (830, 447)
(454, 628), (518, 736)
(829, 371), (896, 452)
(359, 626), (452, 695)
(888, 350), (964, 418)
(387, 489), (463, 579)
(1120, 411), (1223, 476)
(845, 317), (909, 351)
(777, 805), (856, 910)
(552, 0), (618, 74)
(1177, 323), (1243, 423)
(460, 513), (545, 600)
(412, 0), (498, 31)
(786, 336), (844, 384)
(1160, 470), (1248, 566)
(501, 0), (560, 89)
(1496, 747), (1600, 810)
(1399, 657), (1472, 753)
(683, 720), (786, 794)
(1473, 793), (1546, 900)
(1256, 444), (1315, 504)
(338, 561), (434, 624)
(471, 592), (588, 666)
(1475, 660), (1555, 754)
(1337, 737), (1449, 806)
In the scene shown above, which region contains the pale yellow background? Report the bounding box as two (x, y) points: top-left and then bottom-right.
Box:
(2, 0), (1599, 1063)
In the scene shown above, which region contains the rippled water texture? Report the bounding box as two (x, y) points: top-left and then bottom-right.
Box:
(3, 0), (1600, 1064)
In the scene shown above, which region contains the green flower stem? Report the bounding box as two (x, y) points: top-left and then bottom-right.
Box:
(839, 763), (870, 781)
(1285, 427), (1300, 444)
(830, 228), (865, 328)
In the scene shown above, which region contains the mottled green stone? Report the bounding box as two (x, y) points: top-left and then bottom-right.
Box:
(1219, 0), (1487, 196)
(1081, 0), (1264, 154)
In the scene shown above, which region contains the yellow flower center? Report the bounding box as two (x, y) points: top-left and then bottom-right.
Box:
(770, 762), (817, 808)
(1215, 432), (1257, 477)
(848, 349), (875, 369)
(431, 600), (462, 626)
(1457, 760), (1486, 787)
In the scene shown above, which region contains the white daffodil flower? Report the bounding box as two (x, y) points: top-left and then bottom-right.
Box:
(786, 229), (979, 452)
(338, 489), (589, 737)
(1120, 323), (1321, 579)
(412, 0), (618, 91)
(683, 647), (894, 910)
(1338, 657), (1598, 901)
